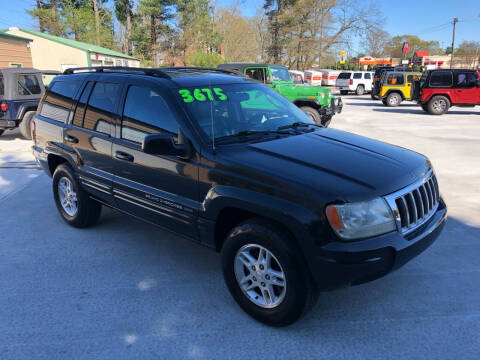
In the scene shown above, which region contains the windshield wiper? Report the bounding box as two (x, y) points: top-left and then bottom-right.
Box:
(215, 130), (291, 144)
(277, 122), (321, 131)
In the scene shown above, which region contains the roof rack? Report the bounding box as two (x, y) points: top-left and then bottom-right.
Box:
(63, 66), (171, 79)
(62, 66), (240, 78)
(161, 66), (241, 76)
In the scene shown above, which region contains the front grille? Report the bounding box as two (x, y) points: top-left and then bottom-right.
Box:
(384, 171), (439, 234)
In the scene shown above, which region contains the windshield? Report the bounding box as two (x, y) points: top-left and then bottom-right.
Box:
(176, 83), (314, 142)
(270, 66), (291, 81)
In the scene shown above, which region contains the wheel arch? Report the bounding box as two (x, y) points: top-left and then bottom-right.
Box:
(427, 93), (452, 104)
(385, 89), (405, 100)
(293, 99), (321, 110)
(47, 153), (72, 177)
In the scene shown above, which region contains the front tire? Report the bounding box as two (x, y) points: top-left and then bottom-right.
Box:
(386, 92), (402, 107)
(19, 111), (35, 140)
(427, 96), (450, 115)
(221, 219), (316, 327)
(53, 164), (102, 228)
(355, 85), (365, 95)
(300, 106), (322, 125)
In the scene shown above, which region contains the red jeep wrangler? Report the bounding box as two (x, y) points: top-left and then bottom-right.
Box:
(418, 69), (480, 115)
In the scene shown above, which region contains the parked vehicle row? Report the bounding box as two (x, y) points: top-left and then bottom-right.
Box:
(373, 68), (480, 115)
(218, 63), (342, 126)
(31, 66), (447, 326)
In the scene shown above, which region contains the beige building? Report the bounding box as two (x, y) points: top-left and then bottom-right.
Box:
(0, 31), (33, 68)
(6, 28), (139, 72)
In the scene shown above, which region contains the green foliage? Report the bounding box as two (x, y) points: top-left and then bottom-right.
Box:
(186, 52), (224, 67)
(385, 34), (444, 58)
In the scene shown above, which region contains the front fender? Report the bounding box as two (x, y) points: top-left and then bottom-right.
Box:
(202, 185), (324, 270)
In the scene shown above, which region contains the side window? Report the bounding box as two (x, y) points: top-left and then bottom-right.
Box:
(245, 68), (266, 82)
(386, 73), (404, 85)
(353, 73), (362, 79)
(407, 75), (414, 83)
(456, 72), (477, 88)
(0, 74), (4, 96)
(83, 82), (120, 135)
(18, 74), (42, 95)
(121, 86), (178, 144)
(72, 81), (93, 127)
(430, 71), (453, 87)
(39, 80), (81, 123)
(364, 73), (371, 80)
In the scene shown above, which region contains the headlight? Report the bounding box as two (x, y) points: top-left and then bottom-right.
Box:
(326, 198), (396, 240)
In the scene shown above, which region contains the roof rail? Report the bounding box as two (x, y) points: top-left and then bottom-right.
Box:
(160, 66), (241, 76)
(63, 66), (171, 79)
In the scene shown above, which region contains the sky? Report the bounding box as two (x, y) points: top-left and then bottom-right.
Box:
(2, 0), (479, 54)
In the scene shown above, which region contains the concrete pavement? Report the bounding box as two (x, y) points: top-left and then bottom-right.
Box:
(0, 96), (479, 359)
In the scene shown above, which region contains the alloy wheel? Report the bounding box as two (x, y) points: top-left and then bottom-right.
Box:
(58, 177), (78, 216)
(234, 244), (287, 308)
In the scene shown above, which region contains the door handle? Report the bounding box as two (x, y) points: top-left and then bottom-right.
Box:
(115, 151), (134, 162)
(64, 134), (78, 143)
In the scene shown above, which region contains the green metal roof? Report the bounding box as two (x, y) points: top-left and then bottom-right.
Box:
(0, 31), (32, 42)
(18, 29), (137, 60)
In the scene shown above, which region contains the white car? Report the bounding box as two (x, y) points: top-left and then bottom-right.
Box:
(335, 71), (374, 95)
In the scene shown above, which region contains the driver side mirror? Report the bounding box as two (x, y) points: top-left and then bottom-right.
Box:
(142, 133), (190, 158)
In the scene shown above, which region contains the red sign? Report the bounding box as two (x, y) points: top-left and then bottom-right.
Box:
(402, 41), (410, 53)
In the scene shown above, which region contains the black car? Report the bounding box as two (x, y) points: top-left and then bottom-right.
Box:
(0, 68), (54, 138)
(32, 66), (447, 326)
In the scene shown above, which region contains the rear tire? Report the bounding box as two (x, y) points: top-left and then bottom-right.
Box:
(52, 163), (102, 228)
(371, 93), (379, 100)
(19, 111), (35, 140)
(221, 218), (317, 327)
(355, 85), (365, 96)
(427, 96), (450, 115)
(300, 106), (322, 125)
(386, 92), (402, 107)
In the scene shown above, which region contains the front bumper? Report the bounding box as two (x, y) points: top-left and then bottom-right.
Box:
(320, 98), (343, 117)
(310, 198), (447, 291)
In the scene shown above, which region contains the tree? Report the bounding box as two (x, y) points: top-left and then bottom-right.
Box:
(27, 0), (65, 36)
(216, 6), (260, 62)
(363, 26), (390, 57)
(92, 0), (100, 45)
(454, 41), (480, 68)
(384, 35), (444, 58)
(115, 0), (133, 55)
(138, 0), (175, 66)
(278, 0), (379, 70)
(263, 0), (297, 63)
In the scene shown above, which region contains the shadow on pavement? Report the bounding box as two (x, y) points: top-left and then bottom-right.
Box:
(373, 107), (479, 115)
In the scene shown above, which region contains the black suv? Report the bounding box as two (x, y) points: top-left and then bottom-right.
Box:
(0, 68), (49, 138)
(32, 67), (447, 326)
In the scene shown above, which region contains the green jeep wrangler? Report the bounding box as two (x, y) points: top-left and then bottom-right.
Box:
(218, 63), (342, 126)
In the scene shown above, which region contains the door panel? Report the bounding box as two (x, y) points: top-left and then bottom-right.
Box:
(65, 80), (121, 204)
(111, 81), (200, 239)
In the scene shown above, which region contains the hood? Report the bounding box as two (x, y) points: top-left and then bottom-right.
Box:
(272, 82), (330, 96)
(221, 128), (431, 202)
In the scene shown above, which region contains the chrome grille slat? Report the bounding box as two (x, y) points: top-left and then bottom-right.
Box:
(384, 171), (440, 235)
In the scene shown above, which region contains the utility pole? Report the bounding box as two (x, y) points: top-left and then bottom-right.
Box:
(450, 17), (458, 68)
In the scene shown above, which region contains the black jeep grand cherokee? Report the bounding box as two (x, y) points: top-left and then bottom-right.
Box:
(32, 67), (447, 326)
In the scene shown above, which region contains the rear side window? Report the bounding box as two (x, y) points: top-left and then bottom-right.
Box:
(245, 68), (266, 82)
(18, 74), (42, 95)
(39, 80), (81, 122)
(364, 73), (371, 79)
(121, 86), (178, 143)
(386, 73), (404, 85)
(456, 72), (477, 88)
(338, 72), (351, 79)
(0, 75), (4, 96)
(429, 71), (453, 87)
(353, 73), (362, 79)
(83, 82), (120, 135)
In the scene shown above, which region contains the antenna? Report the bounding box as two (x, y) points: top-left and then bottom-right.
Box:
(209, 78), (215, 152)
